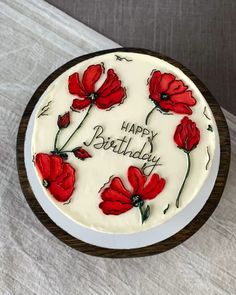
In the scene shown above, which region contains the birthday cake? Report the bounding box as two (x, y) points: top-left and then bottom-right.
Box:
(31, 51), (217, 234)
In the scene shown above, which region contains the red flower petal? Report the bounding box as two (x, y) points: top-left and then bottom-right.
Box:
(101, 188), (132, 204)
(95, 88), (125, 109)
(95, 69), (125, 109)
(158, 73), (175, 93)
(99, 78), (121, 97)
(49, 163), (75, 202)
(97, 69), (121, 96)
(149, 71), (161, 102)
(170, 91), (196, 106)
(57, 112), (70, 129)
(54, 163), (75, 189)
(142, 174), (166, 200)
(159, 101), (192, 114)
(128, 166), (146, 195)
(174, 116), (200, 151)
(173, 124), (184, 148)
(49, 155), (64, 182)
(148, 71), (197, 115)
(36, 153), (65, 182)
(73, 147), (92, 160)
(166, 79), (187, 95)
(181, 116), (189, 125)
(35, 153), (51, 180)
(82, 64), (102, 93)
(99, 201), (132, 215)
(68, 73), (87, 98)
(171, 103), (192, 114)
(110, 177), (131, 198)
(187, 122), (200, 151)
(101, 177), (132, 203)
(99, 167), (167, 216)
(71, 98), (91, 110)
(35, 153), (75, 202)
(49, 182), (74, 202)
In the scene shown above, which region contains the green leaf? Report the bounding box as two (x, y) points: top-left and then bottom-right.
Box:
(207, 124), (213, 132)
(142, 205), (150, 223)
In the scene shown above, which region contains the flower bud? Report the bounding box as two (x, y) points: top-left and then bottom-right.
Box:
(57, 112), (70, 129)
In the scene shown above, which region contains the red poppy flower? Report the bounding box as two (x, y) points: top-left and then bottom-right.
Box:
(99, 166), (166, 219)
(57, 112), (70, 129)
(68, 64), (126, 111)
(35, 153), (75, 202)
(174, 116), (200, 152)
(149, 71), (196, 115)
(73, 147), (92, 160)
(173, 117), (200, 208)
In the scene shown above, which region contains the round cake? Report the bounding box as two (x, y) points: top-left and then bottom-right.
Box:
(30, 50), (218, 236)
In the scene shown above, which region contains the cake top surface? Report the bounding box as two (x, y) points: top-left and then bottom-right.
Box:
(32, 51), (217, 234)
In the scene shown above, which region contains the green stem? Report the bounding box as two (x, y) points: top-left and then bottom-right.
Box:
(58, 150), (73, 154)
(58, 104), (93, 152)
(54, 129), (60, 151)
(145, 106), (157, 125)
(176, 151), (191, 208)
(139, 205), (145, 223)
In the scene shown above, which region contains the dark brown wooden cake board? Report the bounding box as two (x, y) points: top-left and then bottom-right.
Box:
(16, 48), (231, 258)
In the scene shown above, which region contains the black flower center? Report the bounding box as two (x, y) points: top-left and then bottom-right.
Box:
(131, 195), (144, 207)
(160, 93), (169, 101)
(88, 93), (98, 101)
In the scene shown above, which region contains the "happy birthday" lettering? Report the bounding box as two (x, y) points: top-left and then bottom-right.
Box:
(84, 124), (161, 176)
(121, 121), (158, 141)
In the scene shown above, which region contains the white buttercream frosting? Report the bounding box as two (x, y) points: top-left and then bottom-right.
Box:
(32, 52), (216, 233)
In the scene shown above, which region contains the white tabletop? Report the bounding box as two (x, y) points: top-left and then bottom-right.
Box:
(0, 0), (235, 294)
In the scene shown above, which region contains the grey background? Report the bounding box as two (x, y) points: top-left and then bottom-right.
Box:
(46, 0), (236, 115)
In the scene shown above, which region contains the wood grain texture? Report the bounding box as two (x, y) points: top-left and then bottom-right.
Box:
(46, 0), (236, 116)
(17, 48), (231, 258)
